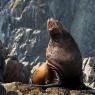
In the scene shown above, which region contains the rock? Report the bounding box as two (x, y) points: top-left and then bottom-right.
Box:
(7, 28), (47, 63)
(83, 57), (95, 89)
(0, 0), (95, 67)
(0, 0), (49, 64)
(1, 82), (94, 95)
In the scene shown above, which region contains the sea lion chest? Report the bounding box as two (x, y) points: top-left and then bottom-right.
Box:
(46, 40), (74, 63)
(46, 40), (82, 77)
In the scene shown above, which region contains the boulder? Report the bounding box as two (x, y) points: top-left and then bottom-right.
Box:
(83, 57), (95, 89)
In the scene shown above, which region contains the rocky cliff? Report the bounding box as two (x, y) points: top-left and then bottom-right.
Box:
(0, 0), (95, 63)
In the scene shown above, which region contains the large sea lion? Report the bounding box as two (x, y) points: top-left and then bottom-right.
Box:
(31, 18), (91, 90)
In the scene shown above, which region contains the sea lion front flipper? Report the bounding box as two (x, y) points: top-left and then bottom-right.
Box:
(46, 65), (61, 85)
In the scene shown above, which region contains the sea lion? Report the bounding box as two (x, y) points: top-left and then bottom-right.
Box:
(0, 40), (6, 82)
(31, 18), (90, 90)
(4, 55), (30, 83)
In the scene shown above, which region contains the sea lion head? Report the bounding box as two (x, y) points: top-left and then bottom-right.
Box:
(47, 18), (67, 41)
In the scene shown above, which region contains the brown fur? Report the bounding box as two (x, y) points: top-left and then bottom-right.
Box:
(32, 61), (48, 84)
(32, 18), (88, 90)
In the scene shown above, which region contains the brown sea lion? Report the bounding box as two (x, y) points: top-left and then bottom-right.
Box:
(31, 18), (91, 90)
(4, 56), (30, 83)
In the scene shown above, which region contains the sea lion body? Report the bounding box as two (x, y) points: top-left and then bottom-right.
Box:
(46, 18), (83, 88)
(46, 20), (82, 84)
(32, 18), (85, 89)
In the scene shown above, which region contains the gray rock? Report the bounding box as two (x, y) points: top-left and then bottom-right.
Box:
(1, 82), (94, 95)
(83, 57), (95, 89)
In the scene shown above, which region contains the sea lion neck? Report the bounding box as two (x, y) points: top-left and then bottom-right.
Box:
(49, 30), (72, 46)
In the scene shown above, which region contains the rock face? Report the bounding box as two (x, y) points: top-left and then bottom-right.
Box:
(83, 57), (95, 89)
(0, 0), (95, 64)
(0, 0), (49, 64)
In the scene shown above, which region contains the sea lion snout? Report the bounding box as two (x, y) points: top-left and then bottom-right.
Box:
(47, 18), (58, 31)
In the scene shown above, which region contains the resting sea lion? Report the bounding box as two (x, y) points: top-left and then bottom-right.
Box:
(31, 18), (91, 90)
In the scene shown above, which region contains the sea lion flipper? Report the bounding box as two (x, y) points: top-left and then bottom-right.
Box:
(32, 62), (48, 84)
(46, 66), (61, 84)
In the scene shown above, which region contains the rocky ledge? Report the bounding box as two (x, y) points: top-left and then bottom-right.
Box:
(0, 82), (94, 95)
